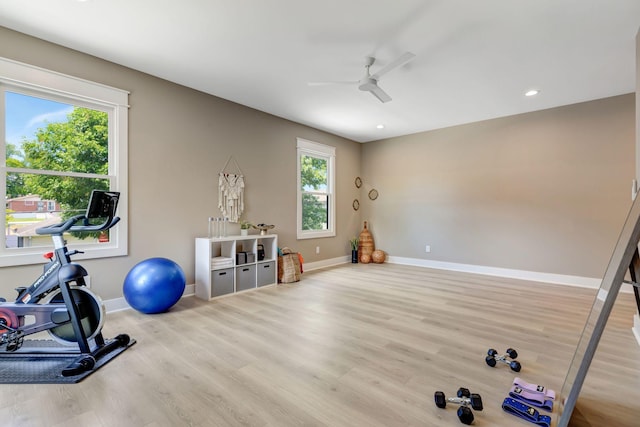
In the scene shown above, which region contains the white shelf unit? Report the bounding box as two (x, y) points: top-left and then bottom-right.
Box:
(195, 234), (278, 300)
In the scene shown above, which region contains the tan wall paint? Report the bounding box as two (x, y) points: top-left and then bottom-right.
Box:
(637, 29), (640, 183)
(361, 95), (635, 278)
(0, 27), (362, 299)
(0, 26), (634, 300)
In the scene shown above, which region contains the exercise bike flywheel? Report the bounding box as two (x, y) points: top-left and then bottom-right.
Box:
(41, 286), (105, 345)
(0, 307), (19, 334)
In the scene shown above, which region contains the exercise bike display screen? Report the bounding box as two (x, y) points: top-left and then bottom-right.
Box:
(85, 190), (120, 220)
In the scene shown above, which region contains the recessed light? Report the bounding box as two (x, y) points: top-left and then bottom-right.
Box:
(525, 89), (539, 97)
(376, 124), (385, 129)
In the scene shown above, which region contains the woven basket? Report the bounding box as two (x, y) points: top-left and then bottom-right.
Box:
(358, 221), (374, 262)
(371, 250), (386, 264)
(278, 248), (301, 283)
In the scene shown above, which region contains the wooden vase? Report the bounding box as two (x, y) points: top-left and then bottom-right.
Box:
(358, 221), (374, 263)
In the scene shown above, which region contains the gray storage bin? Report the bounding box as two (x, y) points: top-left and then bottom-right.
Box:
(236, 252), (247, 265)
(257, 261), (275, 287)
(236, 264), (256, 291)
(211, 268), (234, 297)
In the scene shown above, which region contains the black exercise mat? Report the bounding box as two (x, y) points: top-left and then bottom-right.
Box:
(0, 339), (135, 384)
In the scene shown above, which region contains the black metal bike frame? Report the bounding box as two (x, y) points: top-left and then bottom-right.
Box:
(9, 231), (96, 353)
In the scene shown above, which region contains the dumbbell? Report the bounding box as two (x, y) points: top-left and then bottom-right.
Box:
(485, 348), (521, 372)
(434, 388), (483, 425)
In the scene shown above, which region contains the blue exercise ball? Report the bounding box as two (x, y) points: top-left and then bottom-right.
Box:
(123, 257), (186, 314)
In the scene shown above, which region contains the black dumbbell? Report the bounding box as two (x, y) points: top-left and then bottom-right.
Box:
(434, 388), (483, 425)
(485, 348), (521, 372)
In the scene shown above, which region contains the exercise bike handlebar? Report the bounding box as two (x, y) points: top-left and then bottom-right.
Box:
(36, 214), (120, 236)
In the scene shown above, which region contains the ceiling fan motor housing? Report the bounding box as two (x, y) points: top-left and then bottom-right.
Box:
(358, 77), (378, 92)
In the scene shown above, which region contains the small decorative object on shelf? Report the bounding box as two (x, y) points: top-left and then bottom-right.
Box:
(350, 237), (359, 263)
(209, 217), (228, 238)
(208, 217), (217, 238)
(220, 217), (228, 237)
(239, 219), (252, 236)
(252, 223), (275, 236)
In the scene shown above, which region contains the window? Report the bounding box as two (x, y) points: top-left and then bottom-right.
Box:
(1, 57), (128, 266)
(297, 138), (335, 239)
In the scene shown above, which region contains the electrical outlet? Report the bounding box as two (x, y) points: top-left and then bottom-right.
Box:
(425, 245), (431, 253)
(316, 246), (320, 254)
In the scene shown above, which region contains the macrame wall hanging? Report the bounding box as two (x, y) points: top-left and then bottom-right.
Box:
(218, 156), (245, 223)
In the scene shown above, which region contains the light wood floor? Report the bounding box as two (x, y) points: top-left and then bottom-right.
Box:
(1, 263), (639, 427)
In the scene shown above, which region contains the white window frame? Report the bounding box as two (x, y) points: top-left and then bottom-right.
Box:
(0, 57), (129, 267)
(296, 137), (335, 239)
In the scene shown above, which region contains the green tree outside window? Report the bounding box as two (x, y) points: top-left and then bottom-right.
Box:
(300, 154), (329, 230)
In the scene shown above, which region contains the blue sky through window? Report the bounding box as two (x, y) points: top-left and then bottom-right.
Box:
(5, 91), (73, 149)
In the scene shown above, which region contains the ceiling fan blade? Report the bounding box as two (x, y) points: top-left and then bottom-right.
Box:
(368, 85), (392, 103)
(308, 81), (358, 86)
(370, 51), (415, 80)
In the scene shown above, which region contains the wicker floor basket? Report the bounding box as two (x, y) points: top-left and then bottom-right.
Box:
(358, 221), (374, 263)
(278, 248), (302, 283)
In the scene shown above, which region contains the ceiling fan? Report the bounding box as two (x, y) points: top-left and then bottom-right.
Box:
(309, 52), (416, 103)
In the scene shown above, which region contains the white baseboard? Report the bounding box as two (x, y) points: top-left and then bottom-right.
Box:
(184, 283), (195, 296)
(633, 314), (640, 347)
(103, 296), (130, 313)
(287, 254), (634, 292)
(303, 256), (350, 271)
(386, 255), (638, 291)
(104, 283), (195, 313)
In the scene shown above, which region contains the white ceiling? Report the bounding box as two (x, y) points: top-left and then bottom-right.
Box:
(0, 0), (639, 142)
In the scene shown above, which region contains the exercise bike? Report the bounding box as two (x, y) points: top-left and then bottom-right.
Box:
(0, 190), (133, 377)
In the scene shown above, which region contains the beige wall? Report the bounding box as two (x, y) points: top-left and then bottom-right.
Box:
(637, 29), (640, 184)
(361, 94), (635, 278)
(0, 26), (635, 301)
(0, 27), (362, 299)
